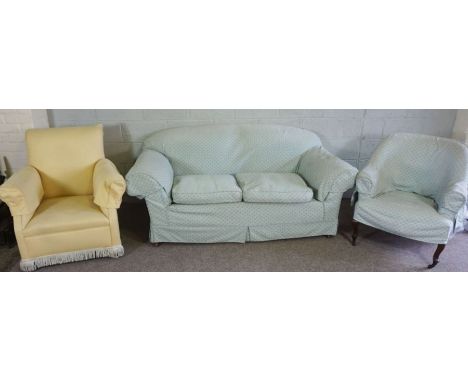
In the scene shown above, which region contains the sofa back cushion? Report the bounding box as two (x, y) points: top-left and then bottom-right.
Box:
(26, 125), (105, 198)
(143, 124), (322, 175)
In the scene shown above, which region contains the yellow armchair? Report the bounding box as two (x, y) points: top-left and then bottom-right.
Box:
(0, 124), (126, 271)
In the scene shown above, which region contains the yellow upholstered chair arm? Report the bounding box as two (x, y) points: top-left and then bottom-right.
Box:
(0, 166), (44, 216)
(93, 159), (126, 209)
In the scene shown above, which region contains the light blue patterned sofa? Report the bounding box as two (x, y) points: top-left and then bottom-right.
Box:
(126, 125), (358, 244)
(352, 133), (468, 268)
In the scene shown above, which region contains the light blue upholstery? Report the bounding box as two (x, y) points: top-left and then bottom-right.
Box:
(126, 150), (173, 207)
(126, 125), (358, 243)
(354, 133), (468, 244)
(298, 146), (359, 201)
(355, 191), (453, 244)
(236, 173), (313, 203)
(172, 175), (242, 204)
(143, 124), (322, 175)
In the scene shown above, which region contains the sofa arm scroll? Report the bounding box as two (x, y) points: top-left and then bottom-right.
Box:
(298, 147), (358, 201)
(125, 150), (174, 207)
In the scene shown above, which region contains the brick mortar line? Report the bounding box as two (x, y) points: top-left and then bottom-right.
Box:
(356, 110), (368, 168)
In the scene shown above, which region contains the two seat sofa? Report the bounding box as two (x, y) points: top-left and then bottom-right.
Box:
(126, 124), (358, 244)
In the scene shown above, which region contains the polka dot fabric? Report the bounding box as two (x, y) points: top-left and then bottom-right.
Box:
(143, 124), (322, 175)
(298, 147), (358, 201)
(354, 133), (468, 244)
(126, 150), (174, 206)
(126, 125), (358, 243)
(355, 190), (453, 244)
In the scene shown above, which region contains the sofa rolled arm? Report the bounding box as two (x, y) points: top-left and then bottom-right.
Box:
(0, 166), (44, 216)
(93, 158), (126, 209)
(298, 147), (358, 201)
(125, 149), (174, 207)
(436, 181), (467, 221)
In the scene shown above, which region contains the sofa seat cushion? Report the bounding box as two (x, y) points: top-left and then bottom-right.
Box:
(172, 175), (242, 204)
(23, 195), (109, 237)
(236, 173), (313, 203)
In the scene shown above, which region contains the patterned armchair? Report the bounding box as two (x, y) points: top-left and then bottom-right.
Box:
(352, 133), (468, 268)
(0, 125), (126, 271)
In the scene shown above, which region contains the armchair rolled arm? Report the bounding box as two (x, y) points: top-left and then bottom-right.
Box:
(93, 159), (126, 209)
(355, 165), (385, 198)
(125, 149), (174, 207)
(298, 147), (358, 201)
(436, 181), (467, 221)
(0, 166), (44, 216)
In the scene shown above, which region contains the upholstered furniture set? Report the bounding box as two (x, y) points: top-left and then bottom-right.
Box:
(0, 124), (466, 271)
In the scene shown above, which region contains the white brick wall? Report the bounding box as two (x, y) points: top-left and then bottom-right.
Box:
(0, 110), (49, 176)
(45, 109), (456, 174)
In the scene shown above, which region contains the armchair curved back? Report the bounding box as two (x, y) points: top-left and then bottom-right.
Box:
(367, 133), (468, 199)
(26, 124), (105, 198)
(143, 124), (322, 175)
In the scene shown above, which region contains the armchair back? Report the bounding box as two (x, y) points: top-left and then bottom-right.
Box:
(143, 124), (322, 175)
(367, 133), (468, 200)
(26, 124), (105, 198)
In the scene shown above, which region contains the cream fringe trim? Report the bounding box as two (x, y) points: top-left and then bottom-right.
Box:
(20, 245), (124, 272)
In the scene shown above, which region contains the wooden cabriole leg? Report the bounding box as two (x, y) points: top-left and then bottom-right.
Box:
(352, 220), (359, 246)
(428, 244), (446, 269)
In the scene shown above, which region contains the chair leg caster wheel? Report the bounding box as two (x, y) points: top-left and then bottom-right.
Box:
(150, 242), (160, 247)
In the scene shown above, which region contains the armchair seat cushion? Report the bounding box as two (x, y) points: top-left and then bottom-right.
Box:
(354, 191), (453, 244)
(236, 173), (313, 203)
(23, 195), (109, 237)
(172, 175), (242, 204)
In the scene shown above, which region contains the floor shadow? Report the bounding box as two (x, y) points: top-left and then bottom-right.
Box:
(118, 197), (150, 242)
